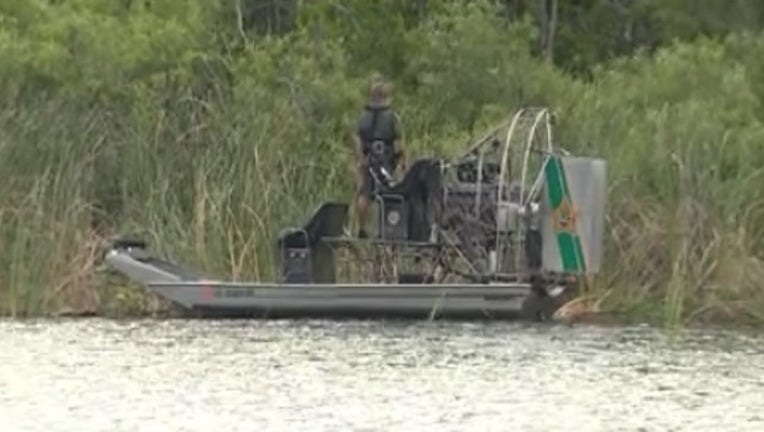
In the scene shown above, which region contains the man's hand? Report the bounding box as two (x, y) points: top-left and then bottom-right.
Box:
(394, 146), (407, 178)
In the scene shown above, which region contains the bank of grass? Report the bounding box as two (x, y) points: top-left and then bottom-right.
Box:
(2, 2), (764, 327)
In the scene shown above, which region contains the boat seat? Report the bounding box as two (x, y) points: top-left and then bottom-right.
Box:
(373, 158), (443, 243)
(277, 202), (348, 248)
(276, 201), (349, 284)
(375, 193), (409, 241)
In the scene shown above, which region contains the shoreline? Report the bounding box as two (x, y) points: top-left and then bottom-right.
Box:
(2, 297), (762, 334)
(3, 4), (764, 338)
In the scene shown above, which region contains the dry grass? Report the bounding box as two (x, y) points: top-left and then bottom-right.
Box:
(42, 229), (104, 316)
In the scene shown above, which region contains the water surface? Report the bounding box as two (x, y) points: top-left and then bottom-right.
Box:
(1, 319), (763, 431)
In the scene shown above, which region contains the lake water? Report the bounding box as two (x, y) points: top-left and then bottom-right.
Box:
(1, 318), (763, 431)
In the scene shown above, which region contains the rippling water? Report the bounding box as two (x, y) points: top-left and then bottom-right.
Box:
(1, 318), (763, 431)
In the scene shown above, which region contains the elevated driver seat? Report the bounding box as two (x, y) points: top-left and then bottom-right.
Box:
(372, 158), (443, 243)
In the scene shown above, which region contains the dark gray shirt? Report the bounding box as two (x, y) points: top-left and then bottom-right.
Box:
(356, 104), (400, 152)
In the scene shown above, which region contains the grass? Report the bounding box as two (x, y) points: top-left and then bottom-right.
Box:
(2, 11), (764, 329)
(2, 86), (764, 328)
(0, 92), (759, 328)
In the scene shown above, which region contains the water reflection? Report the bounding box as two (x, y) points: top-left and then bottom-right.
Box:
(1, 319), (763, 431)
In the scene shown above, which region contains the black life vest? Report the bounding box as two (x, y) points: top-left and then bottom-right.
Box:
(359, 105), (397, 170)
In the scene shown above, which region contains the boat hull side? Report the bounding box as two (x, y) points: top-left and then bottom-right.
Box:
(106, 246), (564, 320)
(150, 282), (535, 320)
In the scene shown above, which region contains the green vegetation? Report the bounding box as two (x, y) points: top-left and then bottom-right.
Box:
(2, 0), (764, 326)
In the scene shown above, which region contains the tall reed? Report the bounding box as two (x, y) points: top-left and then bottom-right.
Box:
(2, 2), (764, 327)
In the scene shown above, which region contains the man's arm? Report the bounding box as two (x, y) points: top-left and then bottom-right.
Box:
(354, 112), (368, 165)
(353, 132), (364, 164)
(353, 123), (365, 187)
(393, 112), (406, 174)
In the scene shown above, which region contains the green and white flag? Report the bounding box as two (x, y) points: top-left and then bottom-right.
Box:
(540, 155), (607, 274)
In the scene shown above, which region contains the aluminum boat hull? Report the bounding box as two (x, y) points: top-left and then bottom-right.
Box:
(105, 244), (564, 320)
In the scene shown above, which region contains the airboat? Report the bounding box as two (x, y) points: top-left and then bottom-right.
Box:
(106, 107), (607, 320)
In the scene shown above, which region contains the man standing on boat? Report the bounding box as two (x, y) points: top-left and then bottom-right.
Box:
(353, 79), (406, 238)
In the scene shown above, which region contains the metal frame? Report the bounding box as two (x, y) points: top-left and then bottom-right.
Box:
(310, 107), (567, 289)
